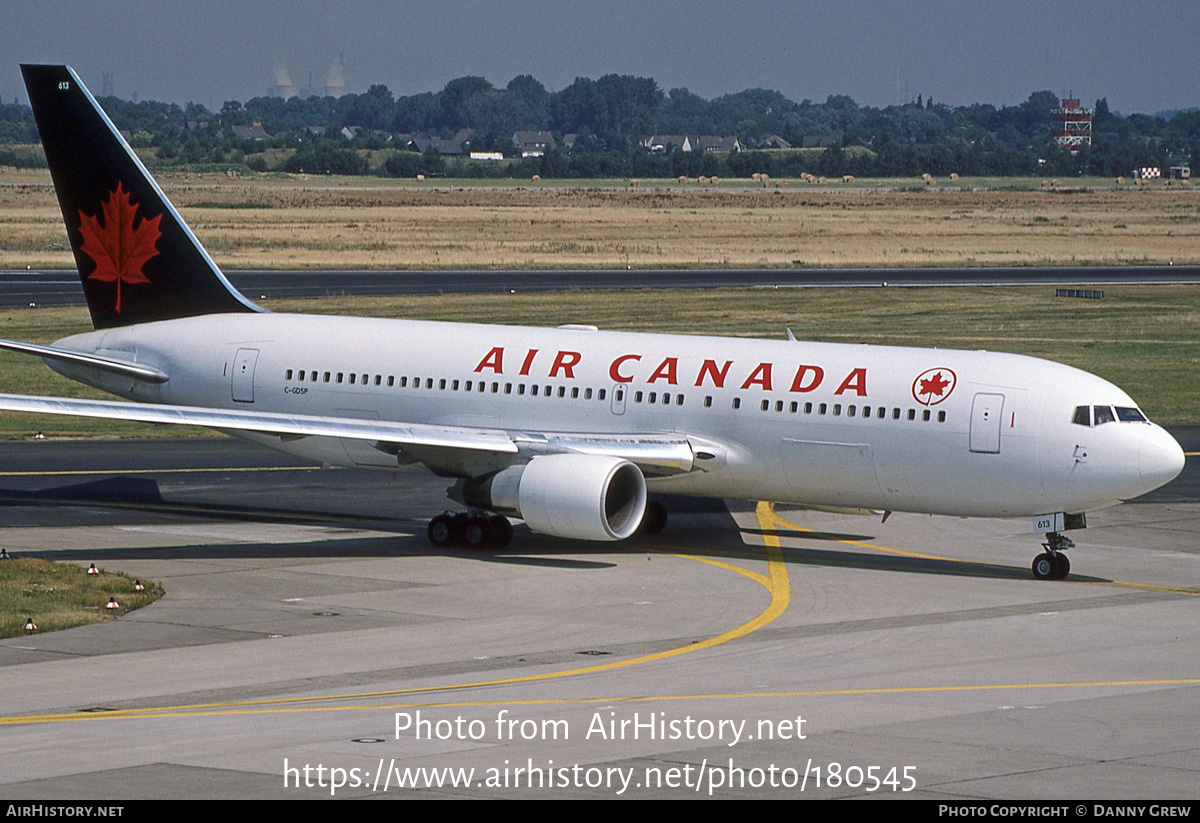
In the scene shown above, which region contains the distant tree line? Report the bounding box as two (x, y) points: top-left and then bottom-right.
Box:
(1, 74), (1196, 178)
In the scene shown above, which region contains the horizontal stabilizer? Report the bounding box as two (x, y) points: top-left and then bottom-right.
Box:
(0, 339), (169, 383)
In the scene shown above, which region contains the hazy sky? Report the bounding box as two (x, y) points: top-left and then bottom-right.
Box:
(4, 1), (1197, 114)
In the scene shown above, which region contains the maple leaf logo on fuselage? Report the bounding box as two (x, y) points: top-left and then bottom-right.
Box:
(911, 367), (957, 406)
(77, 181), (162, 313)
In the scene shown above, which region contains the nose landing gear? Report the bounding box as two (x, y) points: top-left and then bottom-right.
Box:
(1032, 532), (1074, 580)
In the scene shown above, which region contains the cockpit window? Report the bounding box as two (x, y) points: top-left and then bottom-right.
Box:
(1074, 404), (1149, 426)
(1116, 406), (1147, 423)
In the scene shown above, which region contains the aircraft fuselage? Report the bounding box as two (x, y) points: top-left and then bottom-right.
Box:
(50, 312), (1183, 521)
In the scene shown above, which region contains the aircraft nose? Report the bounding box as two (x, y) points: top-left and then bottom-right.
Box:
(1139, 427), (1186, 491)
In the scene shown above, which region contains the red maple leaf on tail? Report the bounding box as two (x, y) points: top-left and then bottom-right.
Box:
(78, 182), (162, 313)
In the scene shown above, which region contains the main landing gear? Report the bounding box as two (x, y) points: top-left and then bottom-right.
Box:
(427, 511), (514, 550)
(1031, 532), (1074, 580)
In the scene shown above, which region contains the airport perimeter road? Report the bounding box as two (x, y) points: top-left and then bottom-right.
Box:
(3, 265), (1199, 307)
(0, 437), (1197, 799)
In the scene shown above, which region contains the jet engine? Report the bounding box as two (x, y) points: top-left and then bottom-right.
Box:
(460, 453), (647, 541)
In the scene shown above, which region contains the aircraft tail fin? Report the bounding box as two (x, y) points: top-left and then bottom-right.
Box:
(21, 65), (260, 330)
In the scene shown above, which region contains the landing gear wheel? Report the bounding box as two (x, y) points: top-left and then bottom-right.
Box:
(463, 517), (488, 549)
(637, 500), (668, 535)
(1032, 553), (1056, 580)
(1052, 552), (1070, 580)
(427, 514), (454, 547)
(1032, 552), (1069, 580)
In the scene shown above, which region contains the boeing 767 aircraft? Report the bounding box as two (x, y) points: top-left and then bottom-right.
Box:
(0, 65), (1185, 579)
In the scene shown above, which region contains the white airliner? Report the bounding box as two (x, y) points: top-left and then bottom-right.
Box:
(0, 65), (1185, 579)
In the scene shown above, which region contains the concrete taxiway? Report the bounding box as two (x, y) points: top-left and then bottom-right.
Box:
(3, 264), (1200, 307)
(0, 435), (1197, 799)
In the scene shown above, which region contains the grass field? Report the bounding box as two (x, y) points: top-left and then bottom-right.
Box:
(1, 285), (1196, 440)
(0, 558), (164, 639)
(2, 169), (1197, 270)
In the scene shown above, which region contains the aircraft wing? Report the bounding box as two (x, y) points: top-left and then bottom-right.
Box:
(0, 393), (698, 474)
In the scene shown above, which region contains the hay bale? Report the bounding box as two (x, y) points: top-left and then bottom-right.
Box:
(842, 174), (855, 183)
(698, 175), (709, 184)
(925, 177), (936, 185)
(752, 172), (762, 181)
(1051, 178), (1060, 187)
(710, 176), (719, 185)
(531, 174), (541, 182)
(921, 172), (933, 181)
(1041, 180), (1050, 187)
(818, 176), (827, 184)
(1116, 176), (1125, 185)
(630, 179), (640, 188)
(949, 172), (959, 180)
(416, 173), (425, 181)
(678, 175), (688, 184)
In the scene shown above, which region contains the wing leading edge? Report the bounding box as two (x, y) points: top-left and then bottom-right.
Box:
(0, 393), (701, 474)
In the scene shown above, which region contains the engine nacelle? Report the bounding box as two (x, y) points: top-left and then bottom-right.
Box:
(462, 454), (647, 541)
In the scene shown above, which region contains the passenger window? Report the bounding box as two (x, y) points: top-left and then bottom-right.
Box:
(922, 409), (931, 421)
(733, 398), (741, 409)
(761, 400), (769, 411)
(833, 404), (841, 416)
(1093, 405), (1116, 425)
(387, 376), (395, 387)
(323, 372), (331, 383)
(704, 396), (712, 408)
(517, 384), (526, 395)
(676, 395), (684, 406)
(937, 411), (946, 422)
(1072, 406), (1090, 426)
(571, 387), (579, 399)
(907, 409), (915, 421)
(400, 376), (408, 387)
(818, 403), (827, 415)
(598, 389), (606, 400)
(848, 406), (856, 417)
(452, 379), (459, 390)
(286, 369), (293, 380)
(337, 373), (344, 384)
(649, 392), (657, 404)
(804, 402), (812, 414)
(635, 391), (644, 403)
(584, 388), (592, 399)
